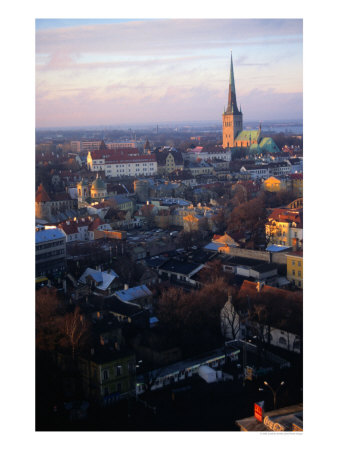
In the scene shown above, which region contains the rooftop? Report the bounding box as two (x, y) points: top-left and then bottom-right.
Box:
(160, 259), (203, 276)
(115, 285), (152, 303)
(78, 268), (119, 291)
(107, 297), (142, 316)
(36, 228), (66, 243)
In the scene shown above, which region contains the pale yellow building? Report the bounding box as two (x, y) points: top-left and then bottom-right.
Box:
(156, 149), (184, 175)
(264, 176), (283, 192)
(265, 208), (303, 249)
(286, 252), (303, 289)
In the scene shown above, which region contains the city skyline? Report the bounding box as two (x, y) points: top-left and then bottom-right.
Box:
(36, 19), (303, 128)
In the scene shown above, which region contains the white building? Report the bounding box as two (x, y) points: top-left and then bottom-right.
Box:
(184, 147), (231, 164)
(240, 164), (269, 180)
(268, 161), (292, 177)
(87, 148), (157, 177)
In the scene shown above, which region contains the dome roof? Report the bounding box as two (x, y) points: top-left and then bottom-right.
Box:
(91, 176), (106, 190)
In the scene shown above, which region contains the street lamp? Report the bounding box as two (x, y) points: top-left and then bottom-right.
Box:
(263, 381), (285, 409)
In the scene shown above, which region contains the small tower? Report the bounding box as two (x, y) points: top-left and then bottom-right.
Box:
(99, 140), (107, 151)
(90, 173), (107, 200)
(222, 52), (243, 148)
(144, 138), (151, 154)
(35, 183), (52, 220)
(77, 179), (89, 202)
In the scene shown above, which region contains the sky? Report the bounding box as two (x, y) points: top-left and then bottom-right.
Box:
(36, 18), (303, 128)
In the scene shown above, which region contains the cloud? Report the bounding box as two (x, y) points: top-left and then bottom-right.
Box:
(36, 19), (302, 59)
(35, 19), (303, 126)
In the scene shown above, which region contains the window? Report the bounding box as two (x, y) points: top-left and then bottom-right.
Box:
(116, 365), (122, 376)
(279, 337), (287, 346)
(298, 281), (301, 287)
(103, 370), (109, 380)
(117, 383), (122, 393)
(292, 270), (295, 276)
(293, 340), (300, 350)
(292, 261), (295, 266)
(298, 261), (301, 267)
(298, 271), (301, 277)
(104, 387), (109, 396)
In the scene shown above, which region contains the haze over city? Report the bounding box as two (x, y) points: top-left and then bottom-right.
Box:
(36, 19), (303, 128)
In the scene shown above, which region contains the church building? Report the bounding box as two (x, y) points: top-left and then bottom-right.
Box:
(222, 53), (279, 153)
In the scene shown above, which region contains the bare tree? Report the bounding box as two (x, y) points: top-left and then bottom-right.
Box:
(63, 307), (89, 360)
(220, 294), (241, 340)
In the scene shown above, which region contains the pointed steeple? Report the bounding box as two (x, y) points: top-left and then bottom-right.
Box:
(99, 140), (107, 151)
(144, 138), (150, 151)
(225, 52), (241, 115)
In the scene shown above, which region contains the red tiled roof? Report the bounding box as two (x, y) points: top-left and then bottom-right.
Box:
(91, 203), (110, 210)
(289, 173), (303, 180)
(58, 221), (78, 235)
(88, 217), (104, 231)
(239, 280), (296, 300)
(268, 208), (302, 225)
(106, 154), (156, 164)
(36, 183), (51, 202)
(90, 147), (151, 162)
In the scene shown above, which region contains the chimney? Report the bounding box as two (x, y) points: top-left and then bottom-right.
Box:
(292, 238), (298, 252)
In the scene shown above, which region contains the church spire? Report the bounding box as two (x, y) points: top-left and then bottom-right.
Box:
(225, 52), (240, 115)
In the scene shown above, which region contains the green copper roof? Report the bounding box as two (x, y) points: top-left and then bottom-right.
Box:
(229, 52), (235, 91)
(91, 176), (106, 190)
(250, 137), (280, 153)
(235, 130), (260, 142)
(225, 52), (240, 115)
(258, 137), (279, 152)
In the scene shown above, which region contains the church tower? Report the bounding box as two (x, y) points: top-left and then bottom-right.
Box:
(222, 53), (243, 148)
